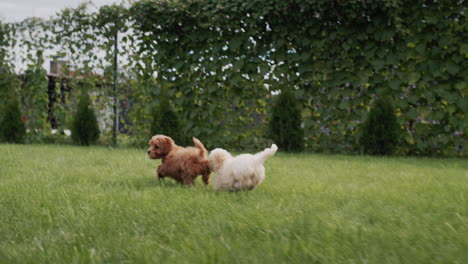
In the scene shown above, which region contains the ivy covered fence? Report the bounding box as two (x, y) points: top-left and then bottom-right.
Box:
(0, 0), (466, 155)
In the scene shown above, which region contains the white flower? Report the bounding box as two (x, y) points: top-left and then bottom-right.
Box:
(64, 129), (71, 136)
(51, 129), (58, 135)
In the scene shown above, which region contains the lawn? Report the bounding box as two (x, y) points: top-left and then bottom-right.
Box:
(0, 144), (467, 263)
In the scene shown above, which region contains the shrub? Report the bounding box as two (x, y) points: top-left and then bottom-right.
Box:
(71, 93), (100, 145)
(150, 94), (184, 144)
(269, 89), (304, 152)
(0, 99), (26, 143)
(359, 96), (401, 155)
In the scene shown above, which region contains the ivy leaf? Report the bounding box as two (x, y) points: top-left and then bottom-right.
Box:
(372, 60), (385, 71)
(386, 53), (399, 65)
(404, 129), (415, 145)
(407, 108), (419, 119)
(229, 37), (242, 51)
(455, 82), (466, 91)
(230, 72), (242, 86)
(407, 42), (416, 48)
(259, 64), (270, 75)
(338, 101), (349, 110)
(408, 72), (421, 84)
(446, 62), (460, 75)
(388, 79), (401, 90)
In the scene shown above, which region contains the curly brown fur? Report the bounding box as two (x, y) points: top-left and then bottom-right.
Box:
(147, 135), (210, 185)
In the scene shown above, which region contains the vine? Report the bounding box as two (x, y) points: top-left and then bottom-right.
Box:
(1, 0), (466, 155)
(130, 0), (467, 155)
(14, 18), (51, 141)
(0, 20), (20, 106)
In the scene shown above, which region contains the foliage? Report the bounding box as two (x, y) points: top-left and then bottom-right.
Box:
(96, 3), (130, 145)
(0, 61), (20, 109)
(0, 20), (20, 106)
(0, 99), (26, 143)
(269, 90), (304, 151)
(71, 93), (100, 145)
(150, 91), (185, 145)
(216, 83), (271, 150)
(0, 1), (466, 155)
(22, 52), (50, 141)
(126, 73), (157, 147)
(0, 21), (23, 143)
(128, 0), (466, 156)
(359, 96), (401, 155)
(9, 18), (53, 142)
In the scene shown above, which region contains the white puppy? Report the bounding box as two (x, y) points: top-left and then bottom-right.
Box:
(208, 144), (278, 191)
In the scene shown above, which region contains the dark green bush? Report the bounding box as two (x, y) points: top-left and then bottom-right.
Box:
(71, 93), (100, 145)
(359, 96), (401, 155)
(0, 99), (26, 143)
(150, 94), (184, 144)
(269, 89), (304, 152)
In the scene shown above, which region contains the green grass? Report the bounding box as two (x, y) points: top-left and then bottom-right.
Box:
(0, 144), (467, 263)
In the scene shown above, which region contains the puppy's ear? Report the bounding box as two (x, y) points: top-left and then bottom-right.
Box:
(159, 137), (174, 155)
(218, 155), (227, 166)
(209, 151), (227, 172)
(149, 137), (156, 146)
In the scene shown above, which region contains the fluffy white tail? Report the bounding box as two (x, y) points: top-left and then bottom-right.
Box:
(256, 144), (278, 163)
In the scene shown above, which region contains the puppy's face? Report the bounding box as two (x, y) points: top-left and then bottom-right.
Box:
(147, 135), (174, 159)
(208, 148), (232, 173)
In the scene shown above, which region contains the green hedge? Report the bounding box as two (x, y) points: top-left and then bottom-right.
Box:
(269, 89), (304, 152)
(360, 96), (401, 156)
(0, 99), (26, 143)
(150, 92), (185, 145)
(130, 0), (466, 155)
(71, 93), (100, 146)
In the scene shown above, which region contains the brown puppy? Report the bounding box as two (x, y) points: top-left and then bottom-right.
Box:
(148, 135), (210, 185)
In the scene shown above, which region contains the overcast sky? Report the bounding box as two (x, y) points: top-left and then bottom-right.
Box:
(0, 0), (122, 22)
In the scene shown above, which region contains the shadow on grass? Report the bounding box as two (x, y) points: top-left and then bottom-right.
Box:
(132, 177), (179, 190)
(101, 176), (179, 190)
(103, 176), (217, 191)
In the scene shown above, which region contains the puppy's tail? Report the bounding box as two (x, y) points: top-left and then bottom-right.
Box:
(193, 137), (208, 159)
(255, 144), (278, 163)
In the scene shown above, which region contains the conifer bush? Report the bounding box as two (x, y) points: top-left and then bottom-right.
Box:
(0, 99), (26, 143)
(71, 93), (100, 145)
(359, 96), (401, 155)
(150, 94), (184, 144)
(269, 89), (304, 152)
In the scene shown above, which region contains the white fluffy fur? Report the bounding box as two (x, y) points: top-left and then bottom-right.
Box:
(208, 144), (278, 191)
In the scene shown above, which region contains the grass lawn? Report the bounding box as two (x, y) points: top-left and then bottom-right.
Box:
(0, 144), (467, 263)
